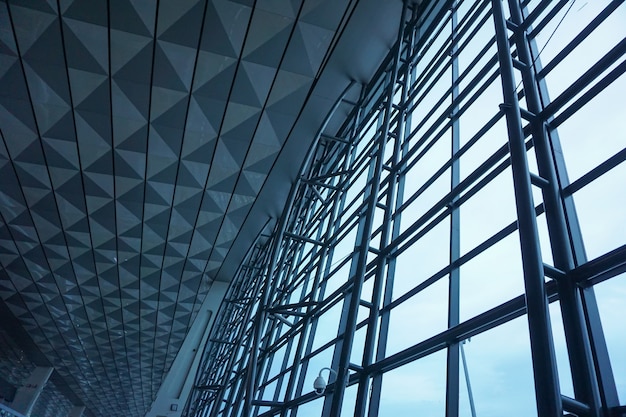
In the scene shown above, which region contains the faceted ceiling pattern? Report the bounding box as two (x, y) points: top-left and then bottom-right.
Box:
(0, 0), (352, 415)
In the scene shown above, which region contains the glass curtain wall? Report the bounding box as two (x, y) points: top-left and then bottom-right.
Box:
(186, 0), (626, 416)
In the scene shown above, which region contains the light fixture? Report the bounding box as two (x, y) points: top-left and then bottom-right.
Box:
(313, 367), (337, 395)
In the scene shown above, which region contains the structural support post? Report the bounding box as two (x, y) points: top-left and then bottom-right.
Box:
(358, 4), (416, 417)
(505, 0), (602, 415)
(10, 366), (53, 416)
(446, 2), (461, 416)
(326, 3), (410, 416)
(491, 0), (562, 416)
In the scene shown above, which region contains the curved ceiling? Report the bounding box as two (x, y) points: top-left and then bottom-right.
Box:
(0, 0), (402, 416)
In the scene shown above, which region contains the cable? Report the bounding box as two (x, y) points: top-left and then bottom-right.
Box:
(515, 0), (578, 92)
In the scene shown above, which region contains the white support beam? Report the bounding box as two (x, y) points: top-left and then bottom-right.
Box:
(146, 281), (228, 417)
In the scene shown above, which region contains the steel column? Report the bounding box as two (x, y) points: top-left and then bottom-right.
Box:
(281, 90), (361, 417)
(324, 3), (411, 416)
(506, 0), (602, 414)
(491, 0), (562, 415)
(445, 2), (461, 416)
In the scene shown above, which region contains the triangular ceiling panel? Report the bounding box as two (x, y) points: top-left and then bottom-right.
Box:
(62, 0), (107, 26)
(109, 0), (153, 36)
(62, 20), (108, 74)
(0, 0), (358, 416)
(158, 0), (204, 48)
(242, 9), (293, 65)
(199, 0), (250, 58)
(9, 4), (57, 53)
(152, 42), (190, 92)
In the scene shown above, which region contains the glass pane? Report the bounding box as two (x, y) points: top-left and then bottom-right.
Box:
(460, 232), (525, 321)
(386, 277), (448, 357)
(572, 162), (626, 260)
(460, 315), (538, 416)
(378, 349), (447, 415)
(594, 274), (626, 402)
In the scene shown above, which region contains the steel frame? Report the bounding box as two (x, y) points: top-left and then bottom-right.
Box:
(185, 1), (626, 416)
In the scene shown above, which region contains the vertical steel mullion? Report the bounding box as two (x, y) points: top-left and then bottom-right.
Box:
(241, 240), (278, 417)
(367, 15), (421, 417)
(212, 260), (266, 417)
(491, 1), (562, 416)
(507, 1), (602, 414)
(272, 204), (319, 405)
(323, 4), (411, 416)
(204, 280), (246, 415)
(278, 217), (329, 405)
(290, 134), (358, 410)
(524, 1), (620, 410)
(270, 251), (305, 406)
(229, 328), (258, 417)
(280, 222), (331, 413)
(581, 287), (620, 412)
(248, 220), (304, 413)
(284, 110), (361, 417)
(356, 9), (415, 417)
(283, 87), (364, 415)
(446, 2), (461, 417)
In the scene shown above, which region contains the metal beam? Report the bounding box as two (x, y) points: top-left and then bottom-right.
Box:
(492, 0), (562, 415)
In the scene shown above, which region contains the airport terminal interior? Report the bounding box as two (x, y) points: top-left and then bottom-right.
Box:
(0, 0), (624, 416)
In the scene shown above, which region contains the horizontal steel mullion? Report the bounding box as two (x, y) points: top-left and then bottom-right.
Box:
(523, 0), (570, 40)
(409, 58), (455, 123)
(372, 281), (559, 375)
(417, 35), (495, 123)
(407, 33), (454, 109)
(397, 108), (503, 199)
(333, 203), (362, 241)
(297, 207), (335, 241)
(572, 244), (626, 287)
(396, 135), (511, 225)
(408, 6), (453, 79)
(406, 2), (492, 114)
(536, 0), (622, 80)
(403, 63), (500, 167)
(353, 94), (387, 137)
(541, 38), (626, 120)
(255, 356), (297, 387)
(562, 148), (626, 197)
(517, 0), (566, 34)
(453, 0), (490, 43)
(452, 1), (493, 60)
(405, 0), (454, 72)
(284, 232), (324, 247)
(353, 109), (382, 144)
(385, 201), (545, 314)
(548, 59), (626, 131)
(457, 34), (497, 91)
(322, 255), (356, 290)
(306, 169), (353, 183)
(326, 212), (360, 251)
(345, 144), (375, 185)
(262, 280), (351, 351)
(337, 194), (368, 229)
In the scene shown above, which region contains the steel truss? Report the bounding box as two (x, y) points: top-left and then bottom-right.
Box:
(186, 1), (626, 416)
